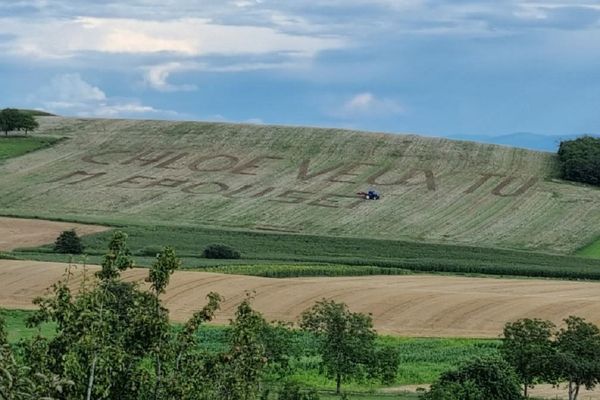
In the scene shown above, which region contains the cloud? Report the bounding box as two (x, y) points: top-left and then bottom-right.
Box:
(144, 62), (199, 92)
(334, 92), (405, 118)
(34, 73), (176, 118)
(0, 16), (345, 59)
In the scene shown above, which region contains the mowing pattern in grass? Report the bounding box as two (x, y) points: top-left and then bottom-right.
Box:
(0, 136), (61, 162)
(1, 117), (599, 252)
(14, 224), (600, 280)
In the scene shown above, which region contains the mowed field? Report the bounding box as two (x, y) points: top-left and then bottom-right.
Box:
(4, 259), (600, 338)
(0, 117), (599, 253)
(0, 217), (108, 251)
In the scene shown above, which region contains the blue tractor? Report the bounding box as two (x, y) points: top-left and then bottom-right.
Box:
(357, 190), (381, 200)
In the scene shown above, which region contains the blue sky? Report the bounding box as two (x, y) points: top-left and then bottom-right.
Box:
(1, 0), (600, 139)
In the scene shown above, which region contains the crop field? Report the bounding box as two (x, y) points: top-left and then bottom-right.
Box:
(3, 259), (600, 338)
(0, 117), (599, 253)
(10, 220), (600, 279)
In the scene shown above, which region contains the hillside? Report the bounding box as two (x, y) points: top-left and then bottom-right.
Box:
(1, 116), (599, 253)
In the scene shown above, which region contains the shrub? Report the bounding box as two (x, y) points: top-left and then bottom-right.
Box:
(203, 244), (241, 259)
(558, 136), (600, 186)
(423, 356), (522, 400)
(54, 229), (84, 254)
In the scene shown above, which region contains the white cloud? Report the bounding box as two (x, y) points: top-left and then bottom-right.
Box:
(335, 92), (405, 118)
(0, 16), (345, 59)
(144, 62), (199, 92)
(34, 73), (176, 118)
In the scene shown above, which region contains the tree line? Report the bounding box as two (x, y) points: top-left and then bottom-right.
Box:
(0, 108), (40, 135)
(2, 231), (600, 400)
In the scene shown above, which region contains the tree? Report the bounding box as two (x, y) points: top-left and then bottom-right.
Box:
(299, 299), (393, 394)
(147, 246), (181, 400)
(502, 318), (556, 397)
(423, 356), (522, 400)
(217, 297), (269, 400)
(555, 316), (600, 400)
(96, 231), (134, 280)
(19, 114), (39, 135)
(54, 229), (85, 254)
(0, 108), (21, 135)
(558, 136), (600, 186)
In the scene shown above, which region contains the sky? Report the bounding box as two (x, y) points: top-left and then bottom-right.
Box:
(1, 0), (600, 139)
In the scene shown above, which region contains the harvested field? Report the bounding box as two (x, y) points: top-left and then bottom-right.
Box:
(1, 117), (600, 252)
(3, 260), (600, 338)
(0, 217), (109, 251)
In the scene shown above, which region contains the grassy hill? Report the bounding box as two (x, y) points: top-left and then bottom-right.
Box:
(1, 116), (599, 254)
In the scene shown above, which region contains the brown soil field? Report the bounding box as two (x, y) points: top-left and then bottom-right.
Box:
(3, 260), (600, 338)
(0, 217), (109, 251)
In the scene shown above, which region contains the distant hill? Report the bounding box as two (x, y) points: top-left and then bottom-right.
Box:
(14, 109), (56, 117)
(0, 117), (599, 253)
(449, 132), (600, 152)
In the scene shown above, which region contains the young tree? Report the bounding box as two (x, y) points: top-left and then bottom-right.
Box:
(217, 297), (269, 400)
(299, 299), (392, 394)
(96, 231), (134, 280)
(423, 356), (522, 400)
(147, 246), (181, 400)
(555, 316), (600, 400)
(502, 318), (556, 397)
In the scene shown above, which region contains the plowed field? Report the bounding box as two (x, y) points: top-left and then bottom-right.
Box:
(3, 260), (600, 338)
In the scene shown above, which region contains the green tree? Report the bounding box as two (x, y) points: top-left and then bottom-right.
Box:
(217, 297), (269, 400)
(558, 136), (600, 186)
(423, 356), (522, 400)
(19, 113), (39, 135)
(555, 316), (600, 400)
(203, 244), (241, 259)
(502, 318), (556, 397)
(0, 109), (21, 135)
(96, 231), (134, 280)
(54, 229), (85, 254)
(147, 246), (181, 400)
(299, 299), (389, 394)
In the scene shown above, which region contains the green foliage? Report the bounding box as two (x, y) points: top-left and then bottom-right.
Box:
(149, 246), (181, 295)
(277, 382), (320, 400)
(424, 357), (522, 400)
(555, 316), (600, 400)
(0, 108), (40, 135)
(502, 318), (556, 397)
(97, 231), (134, 280)
(300, 300), (395, 394)
(558, 136), (600, 186)
(205, 264), (410, 278)
(54, 229), (84, 254)
(203, 244), (242, 259)
(22, 223), (600, 279)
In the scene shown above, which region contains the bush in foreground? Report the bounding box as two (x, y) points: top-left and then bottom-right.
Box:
(424, 356), (522, 400)
(203, 243), (241, 259)
(53, 229), (84, 254)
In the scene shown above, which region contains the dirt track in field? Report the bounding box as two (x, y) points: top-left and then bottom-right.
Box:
(0, 217), (109, 251)
(386, 384), (600, 399)
(3, 260), (600, 338)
